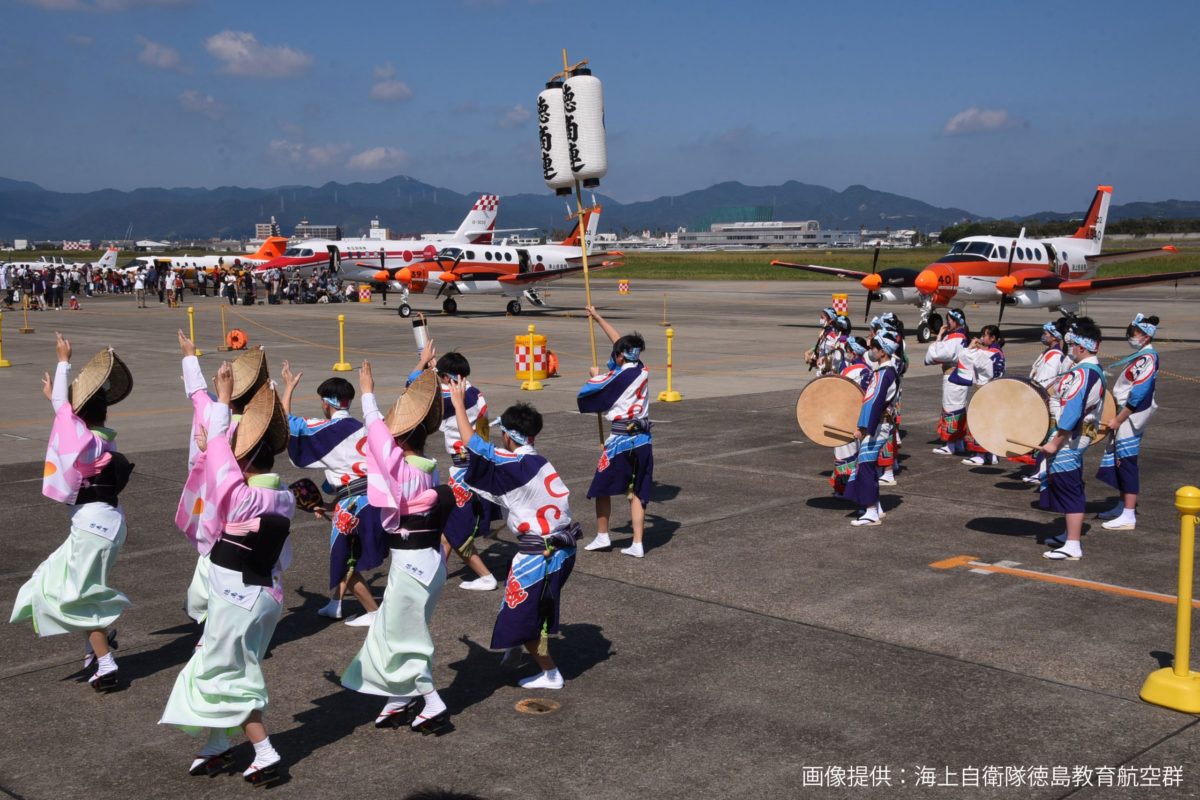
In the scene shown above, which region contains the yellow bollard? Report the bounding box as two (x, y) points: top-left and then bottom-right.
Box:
(187, 306), (203, 356)
(657, 328), (682, 402)
(20, 294), (34, 334)
(217, 304), (230, 351)
(520, 324), (543, 391)
(0, 311), (11, 368)
(332, 314), (352, 372)
(1140, 486), (1200, 713)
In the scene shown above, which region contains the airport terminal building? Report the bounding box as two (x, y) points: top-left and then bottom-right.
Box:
(677, 220), (860, 249)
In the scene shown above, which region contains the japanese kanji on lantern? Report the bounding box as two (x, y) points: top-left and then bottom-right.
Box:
(563, 67), (606, 188)
(537, 78), (574, 196)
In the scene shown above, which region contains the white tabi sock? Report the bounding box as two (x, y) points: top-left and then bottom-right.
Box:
(1059, 540), (1083, 557)
(875, 502), (884, 517)
(377, 695), (416, 721)
(244, 737), (280, 775)
(412, 690), (446, 728)
(95, 651), (117, 676)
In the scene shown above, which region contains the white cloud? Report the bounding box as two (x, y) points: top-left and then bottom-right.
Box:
(267, 139), (351, 168)
(497, 104), (531, 129)
(178, 89), (224, 119)
(20, 0), (189, 10)
(205, 31), (312, 79)
(370, 65), (413, 103)
(943, 107), (1025, 136)
(347, 146), (409, 172)
(136, 35), (184, 71)
(67, 33), (94, 45)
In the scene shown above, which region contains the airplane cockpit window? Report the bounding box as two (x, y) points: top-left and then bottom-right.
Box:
(300, 249), (314, 257)
(964, 242), (992, 256)
(284, 248), (303, 257)
(998, 245), (1008, 260)
(439, 247), (462, 260)
(949, 242), (968, 254)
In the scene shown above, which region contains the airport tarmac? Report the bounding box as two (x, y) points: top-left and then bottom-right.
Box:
(1, 280), (1199, 799)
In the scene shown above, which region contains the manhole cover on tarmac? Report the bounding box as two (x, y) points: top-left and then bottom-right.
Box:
(515, 698), (561, 715)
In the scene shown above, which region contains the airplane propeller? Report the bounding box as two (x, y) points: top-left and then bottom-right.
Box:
(862, 246), (881, 321)
(997, 239), (1017, 326)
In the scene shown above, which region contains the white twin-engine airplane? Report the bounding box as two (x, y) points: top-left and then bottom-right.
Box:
(373, 204), (624, 317)
(252, 194), (502, 281)
(774, 185), (1200, 341)
(5, 247), (120, 272)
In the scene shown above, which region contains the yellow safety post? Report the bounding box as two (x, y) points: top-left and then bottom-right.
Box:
(217, 304), (230, 351)
(1140, 486), (1200, 713)
(520, 324), (544, 391)
(660, 293), (670, 326)
(332, 314), (352, 372)
(657, 328), (682, 402)
(187, 306), (203, 356)
(0, 311), (11, 367)
(20, 294), (34, 334)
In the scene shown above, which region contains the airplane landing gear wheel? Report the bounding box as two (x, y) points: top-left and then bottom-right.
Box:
(442, 298), (458, 314)
(917, 321), (934, 343)
(397, 303), (412, 318)
(506, 300), (521, 316)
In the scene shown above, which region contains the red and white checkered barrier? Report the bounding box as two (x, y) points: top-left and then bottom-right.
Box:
(514, 334), (549, 380)
(62, 241), (93, 251)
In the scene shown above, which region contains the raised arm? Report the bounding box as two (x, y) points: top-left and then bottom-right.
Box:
(585, 305), (620, 345)
(49, 333), (72, 412)
(279, 360), (303, 416)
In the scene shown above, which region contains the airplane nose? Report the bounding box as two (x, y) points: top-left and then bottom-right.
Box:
(996, 276), (1017, 294)
(915, 269), (938, 295)
(394, 267), (412, 284)
(861, 274), (882, 291)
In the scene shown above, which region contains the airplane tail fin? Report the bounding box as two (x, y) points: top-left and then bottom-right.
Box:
(96, 247), (119, 270)
(1071, 185), (1112, 253)
(561, 205), (602, 249)
(456, 194), (500, 244)
(252, 236), (289, 260)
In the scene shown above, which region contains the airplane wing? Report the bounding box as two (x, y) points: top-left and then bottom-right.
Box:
(1059, 268), (1200, 294)
(1083, 245), (1177, 266)
(564, 250), (624, 265)
(771, 260), (870, 280)
(496, 259), (624, 285)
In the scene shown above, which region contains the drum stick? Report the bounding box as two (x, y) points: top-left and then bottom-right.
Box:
(825, 425), (856, 437)
(1005, 438), (1041, 451)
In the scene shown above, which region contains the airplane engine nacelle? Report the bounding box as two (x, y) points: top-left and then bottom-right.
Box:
(373, 270), (390, 283)
(437, 272), (457, 284)
(995, 269), (1064, 295)
(1006, 288), (1064, 309)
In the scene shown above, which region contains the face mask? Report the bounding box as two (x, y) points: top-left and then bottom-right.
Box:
(1128, 337), (1142, 350)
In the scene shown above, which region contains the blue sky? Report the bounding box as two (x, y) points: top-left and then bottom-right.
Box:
(1, 0), (1198, 217)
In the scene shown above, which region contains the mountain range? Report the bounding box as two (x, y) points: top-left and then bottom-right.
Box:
(1, 175), (1197, 241)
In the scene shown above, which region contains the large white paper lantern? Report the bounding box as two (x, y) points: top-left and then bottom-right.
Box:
(563, 68), (607, 187)
(537, 78), (574, 196)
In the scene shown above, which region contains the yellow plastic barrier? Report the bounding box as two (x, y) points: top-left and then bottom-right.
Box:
(657, 327), (682, 402)
(1140, 486), (1200, 713)
(517, 324), (546, 390)
(359, 286), (372, 303)
(332, 314), (352, 372)
(0, 311), (11, 368)
(832, 292), (849, 317)
(187, 306), (203, 356)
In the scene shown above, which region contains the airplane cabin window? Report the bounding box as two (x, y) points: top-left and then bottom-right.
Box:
(504, 252), (512, 262)
(484, 252), (492, 261)
(998, 246), (1007, 259)
(301, 249), (313, 257)
(536, 255), (543, 262)
(1035, 248), (1043, 260)
(466, 251), (475, 259)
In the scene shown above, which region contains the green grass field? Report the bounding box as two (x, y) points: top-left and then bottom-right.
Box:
(14, 245), (1200, 282)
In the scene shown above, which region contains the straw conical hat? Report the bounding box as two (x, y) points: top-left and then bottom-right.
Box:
(70, 348), (133, 412)
(232, 383), (290, 460)
(231, 347), (268, 401)
(384, 370), (440, 438)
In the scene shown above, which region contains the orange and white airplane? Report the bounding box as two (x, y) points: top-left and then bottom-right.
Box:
(251, 194), (502, 281)
(773, 186), (1199, 341)
(125, 237), (289, 276)
(372, 204), (623, 317)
